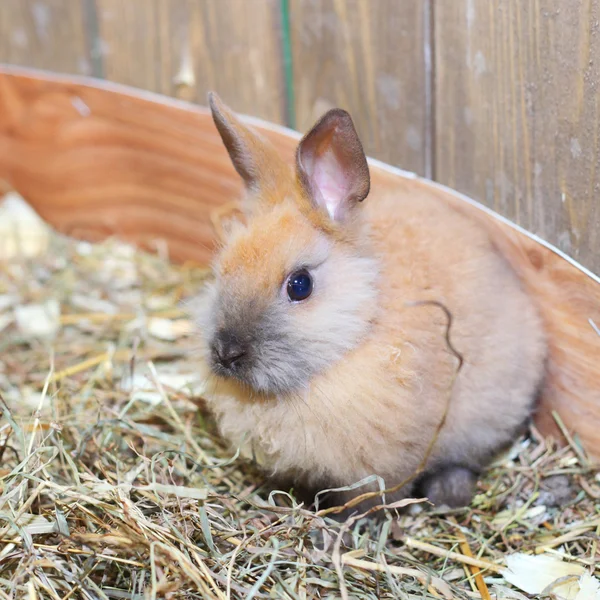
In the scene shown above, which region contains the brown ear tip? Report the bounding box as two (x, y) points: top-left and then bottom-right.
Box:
(327, 108), (352, 118)
(207, 91), (219, 111)
(318, 108), (357, 134)
(322, 107), (352, 122)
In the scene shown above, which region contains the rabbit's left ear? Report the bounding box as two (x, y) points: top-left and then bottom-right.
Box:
(208, 92), (289, 197)
(296, 109), (370, 222)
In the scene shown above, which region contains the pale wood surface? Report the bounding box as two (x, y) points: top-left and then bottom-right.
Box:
(0, 69), (598, 457)
(94, 0), (286, 122)
(0, 0), (286, 123)
(1, 1), (599, 273)
(435, 0), (600, 274)
(0, 0), (92, 75)
(289, 0), (432, 177)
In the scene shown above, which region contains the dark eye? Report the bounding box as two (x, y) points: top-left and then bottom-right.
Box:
(287, 269), (313, 302)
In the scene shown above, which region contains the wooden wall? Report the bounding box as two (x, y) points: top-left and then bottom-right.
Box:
(0, 0), (598, 274)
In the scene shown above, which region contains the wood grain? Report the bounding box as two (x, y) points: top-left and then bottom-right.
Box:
(435, 0), (600, 274)
(0, 68), (248, 265)
(0, 68), (598, 458)
(289, 0), (432, 176)
(94, 0), (286, 122)
(0, 0), (92, 75)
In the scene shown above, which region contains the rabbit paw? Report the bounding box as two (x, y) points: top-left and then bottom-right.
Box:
(417, 466), (478, 508)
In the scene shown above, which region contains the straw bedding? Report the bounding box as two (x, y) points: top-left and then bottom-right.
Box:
(0, 194), (598, 599)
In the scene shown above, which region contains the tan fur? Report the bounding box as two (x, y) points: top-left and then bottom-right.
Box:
(195, 96), (548, 508)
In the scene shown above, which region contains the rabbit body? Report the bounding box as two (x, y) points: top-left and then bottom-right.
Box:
(196, 95), (547, 508)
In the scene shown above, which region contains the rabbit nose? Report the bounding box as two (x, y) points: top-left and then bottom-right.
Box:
(212, 332), (247, 368)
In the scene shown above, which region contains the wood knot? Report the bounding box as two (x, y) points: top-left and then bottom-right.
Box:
(527, 248), (544, 271)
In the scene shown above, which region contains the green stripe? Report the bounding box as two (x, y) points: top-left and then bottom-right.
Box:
(280, 0), (296, 129)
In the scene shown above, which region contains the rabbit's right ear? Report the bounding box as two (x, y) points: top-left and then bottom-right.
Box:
(296, 109), (370, 222)
(208, 92), (289, 197)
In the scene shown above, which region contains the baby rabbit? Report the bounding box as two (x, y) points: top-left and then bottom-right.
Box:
(194, 92), (547, 511)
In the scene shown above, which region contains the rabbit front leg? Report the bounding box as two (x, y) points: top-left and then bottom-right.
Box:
(415, 465), (479, 508)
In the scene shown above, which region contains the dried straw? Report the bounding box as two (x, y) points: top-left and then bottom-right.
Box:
(1, 225), (599, 599)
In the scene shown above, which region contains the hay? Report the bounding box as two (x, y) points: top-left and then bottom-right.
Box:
(1, 204), (599, 599)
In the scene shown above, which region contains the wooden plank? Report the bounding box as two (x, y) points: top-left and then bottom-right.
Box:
(289, 0), (431, 176)
(94, 0), (287, 123)
(0, 0), (92, 75)
(2, 68), (599, 456)
(435, 0), (600, 274)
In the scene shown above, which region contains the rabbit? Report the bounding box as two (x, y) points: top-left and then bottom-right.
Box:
(193, 92), (547, 512)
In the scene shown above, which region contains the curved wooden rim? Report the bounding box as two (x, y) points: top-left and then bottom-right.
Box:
(2, 62), (595, 282)
(1, 65), (598, 459)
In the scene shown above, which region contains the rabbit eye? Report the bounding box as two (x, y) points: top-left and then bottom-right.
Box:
(287, 269), (313, 302)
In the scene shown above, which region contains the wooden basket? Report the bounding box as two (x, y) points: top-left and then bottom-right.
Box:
(1, 65), (598, 459)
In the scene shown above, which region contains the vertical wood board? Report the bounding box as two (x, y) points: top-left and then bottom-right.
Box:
(0, 1), (598, 272)
(0, 0), (288, 124)
(435, 0), (600, 273)
(94, 0), (287, 123)
(0, 0), (92, 75)
(289, 0), (432, 176)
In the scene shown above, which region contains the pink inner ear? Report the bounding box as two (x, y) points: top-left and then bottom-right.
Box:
(312, 149), (351, 221)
